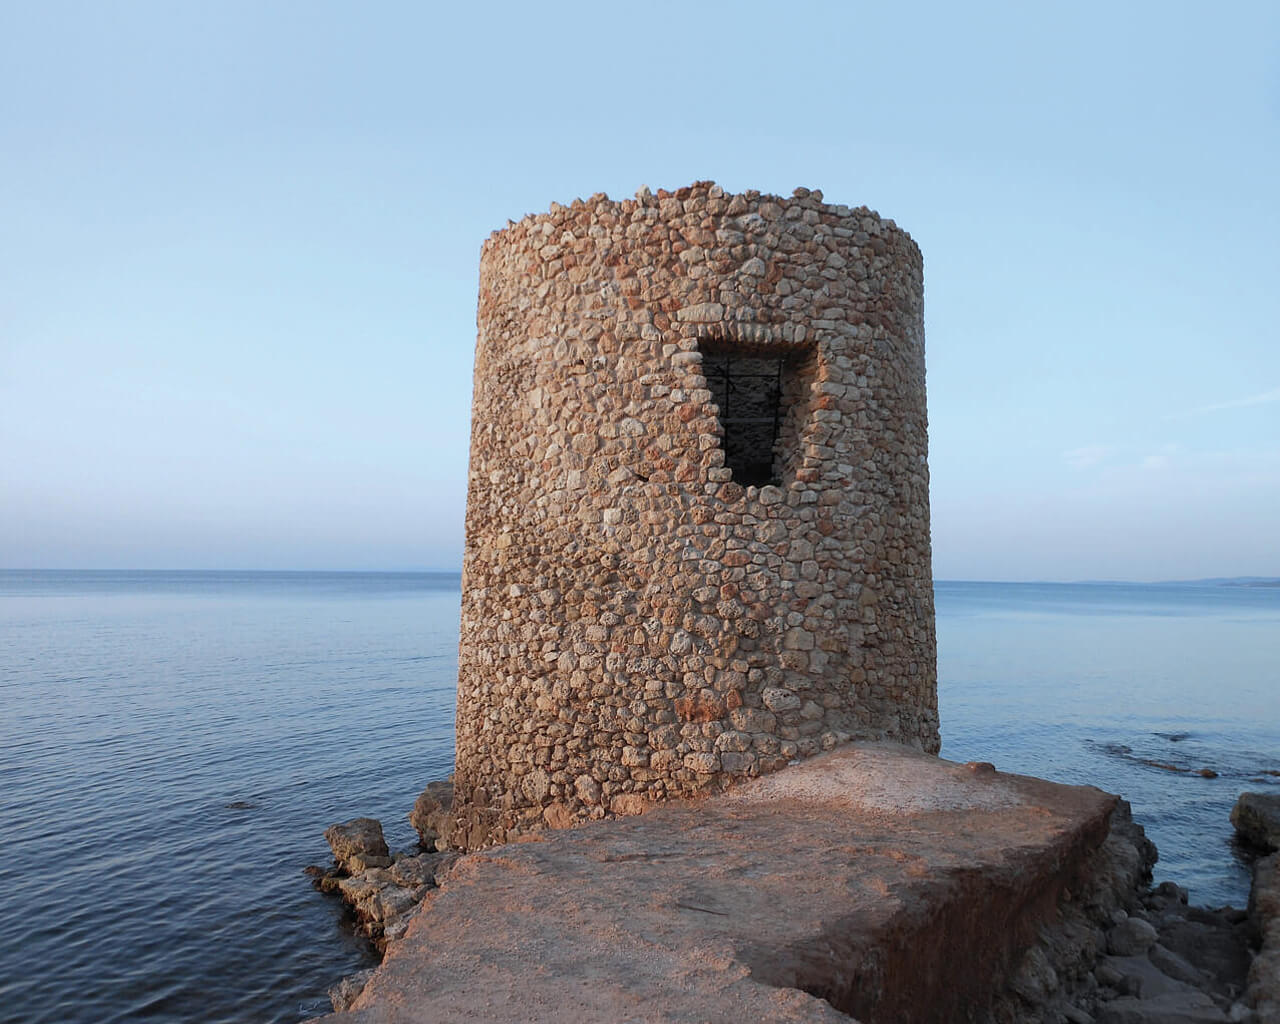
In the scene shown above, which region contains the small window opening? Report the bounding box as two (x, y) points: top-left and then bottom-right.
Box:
(702, 348), (801, 487)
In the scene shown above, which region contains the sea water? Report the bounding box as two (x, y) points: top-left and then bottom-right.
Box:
(936, 580), (1279, 907)
(0, 571), (1276, 1023)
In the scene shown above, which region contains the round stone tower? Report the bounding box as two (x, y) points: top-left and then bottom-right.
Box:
(449, 182), (937, 849)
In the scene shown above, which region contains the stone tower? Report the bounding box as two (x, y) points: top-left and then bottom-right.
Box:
(448, 182), (937, 849)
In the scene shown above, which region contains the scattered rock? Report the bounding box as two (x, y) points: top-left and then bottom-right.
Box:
(1097, 991), (1229, 1023)
(1233, 792), (1280, 852)
(1150, 943), (1210, 988)
(1097, 960), (1126, 988)
(995, 794), (1261, 1024)
(1248, 853), (1280, 1022)
(1159, 915), (1254, 988)
(324, 818), (392, 873)
(1011, 945), (1062, 1005)
(313, 822), (463, 952)
(391, 850), (460, 889)
(388, 852), (439, 888)
(338, 874), (420, 925)
(1112, 952), (1216, 1002)
(1108, 917), (1159, 956)
(327, 865), (429, 949)
(328, 968), (375, 1012)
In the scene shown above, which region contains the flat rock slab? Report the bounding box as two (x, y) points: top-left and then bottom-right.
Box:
(323, 744), (1117, 1024)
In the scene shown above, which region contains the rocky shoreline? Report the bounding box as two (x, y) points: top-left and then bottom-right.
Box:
(304, 817), (458, 953)
(307, 758), (1280, 1022)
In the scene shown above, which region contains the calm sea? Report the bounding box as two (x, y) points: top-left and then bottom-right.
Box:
(0, 572), (1276, 1023)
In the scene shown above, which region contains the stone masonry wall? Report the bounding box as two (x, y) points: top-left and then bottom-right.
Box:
(449, 182), (937, 849)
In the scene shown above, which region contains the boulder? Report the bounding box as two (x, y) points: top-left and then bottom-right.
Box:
(409, 780), (454, 850)
(1009, 945), (1059, 1004)
(1158, 917), (1254, 984)
(324, 817), (392, 873)
(1149, 943), (1209, 988)
(1232, 792), (1280, 852)
(1107, 916), (1159, 956)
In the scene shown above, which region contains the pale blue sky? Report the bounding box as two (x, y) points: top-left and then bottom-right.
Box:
(2, 1), (1277, 579)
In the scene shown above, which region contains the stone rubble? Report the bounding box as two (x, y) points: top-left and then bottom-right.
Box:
(1249, 854), (1280, 1023)
(1018, 833), (1269, 1024)
(307, 816), (459, 957)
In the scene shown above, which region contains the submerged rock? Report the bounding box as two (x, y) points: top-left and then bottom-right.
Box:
(324, 818), (392, 873)
(1232, 793), (1280, 852)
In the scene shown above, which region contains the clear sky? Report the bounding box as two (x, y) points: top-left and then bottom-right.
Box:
(2, 1), (1277, 580)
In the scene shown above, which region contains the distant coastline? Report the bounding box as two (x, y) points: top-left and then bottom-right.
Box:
(3, 568), (1277, 587)
(1021, 576), (1280, 588)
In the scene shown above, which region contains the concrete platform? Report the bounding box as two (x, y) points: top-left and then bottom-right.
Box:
(323, 744), (1118, 1023)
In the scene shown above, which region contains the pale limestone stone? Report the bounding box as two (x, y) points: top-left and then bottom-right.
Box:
(731, 707), (777, 734)
(621, 746), (649, 767)
(676, 302), (724, 324)
(784, 628), (815, 651)
(762, 688), (802, 713)
(684, 751), (721, 774)
(574, 774), (601, 805)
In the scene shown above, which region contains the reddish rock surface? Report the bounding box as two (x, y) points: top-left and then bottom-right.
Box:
(321, 744), (1122, 1023)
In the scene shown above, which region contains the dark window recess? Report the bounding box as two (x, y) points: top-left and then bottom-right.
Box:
(702, 352), (791, 487)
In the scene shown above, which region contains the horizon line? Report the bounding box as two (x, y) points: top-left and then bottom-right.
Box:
(3, 568), (1277, 586)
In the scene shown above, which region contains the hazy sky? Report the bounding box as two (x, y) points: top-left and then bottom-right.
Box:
(3, 1), (1277, 580)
